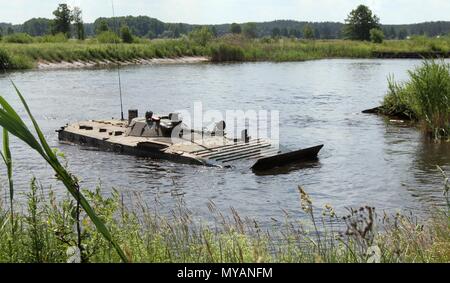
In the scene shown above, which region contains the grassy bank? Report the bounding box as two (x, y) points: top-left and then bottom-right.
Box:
(0, 39), (209, 70)
(0, 178), (448, 263)
(381, 60), (450, 139)
(212, 35), (449, 62)
(1, 35), (450, 70)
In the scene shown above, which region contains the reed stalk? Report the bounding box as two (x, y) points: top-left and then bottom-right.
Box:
(0, 82), (128, 262)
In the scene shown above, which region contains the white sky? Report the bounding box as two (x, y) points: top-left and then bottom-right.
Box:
(1, 0), (450, 25)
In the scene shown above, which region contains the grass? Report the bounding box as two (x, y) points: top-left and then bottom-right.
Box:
(381, 60), (450, 139)
(0, 178), (448, 263)
(0, 34), (449, 70)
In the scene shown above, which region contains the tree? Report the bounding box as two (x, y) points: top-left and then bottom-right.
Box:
(72, 7), (85, 40)
(210, 26), (218, 37)
(52, 4), (73, 37)
(344, 5), (380, 41)
(321, 25), (332, 39)
(167, 24), (181, 38)
(272, 27), (280, 38)
(120, 26), (134, 43)
(146, 30), (156, 39)
(188, 27), (213, 46)
(96, 20), (110, 35)
(303, 24), (315, 39)
(289, 28), (301, 38)
(0, 27), (3, 41)
(243, 23), (258, 38)
(22, 18), (52, 36)
(398, 28), (408, 40)
(230, 23), (242, 34)
(314, 28), (321, 39)
(389, 26), (397, 39)
(370, 28), (384, 43)
(7, 27), (14, 35)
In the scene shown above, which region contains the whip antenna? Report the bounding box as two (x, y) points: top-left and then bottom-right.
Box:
(111, 0), (124, 121)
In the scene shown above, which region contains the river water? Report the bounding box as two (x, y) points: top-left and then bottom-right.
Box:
(0, 59), (449, 224)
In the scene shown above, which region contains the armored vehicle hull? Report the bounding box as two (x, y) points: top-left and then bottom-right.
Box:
(58, 114), (323, 171)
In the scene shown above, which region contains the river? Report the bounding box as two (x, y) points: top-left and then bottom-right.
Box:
(0, 59), (449, 225)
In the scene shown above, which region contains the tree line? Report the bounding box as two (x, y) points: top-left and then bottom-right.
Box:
(1, 4), (450, 41)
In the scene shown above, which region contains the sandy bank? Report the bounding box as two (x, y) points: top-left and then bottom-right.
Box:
(37, 56), (210, 70)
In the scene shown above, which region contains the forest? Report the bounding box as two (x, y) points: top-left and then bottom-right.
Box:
(2, 16), (450, 40)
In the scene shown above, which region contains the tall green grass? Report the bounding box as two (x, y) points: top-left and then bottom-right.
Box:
(1, 35), (449, 70)
(0, 48), (35, 70)
(0, 39), (208, 69)
(0, 179), (448, 263)
(0, 83), (128, 262)
(382, 60), (450, 138)
(33, 33), (68, 43)
(210, 43), (245, 62)
(211, 35), (449, 62)
(2, 33), (34, 44)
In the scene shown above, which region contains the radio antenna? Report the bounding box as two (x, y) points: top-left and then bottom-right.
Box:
(111, 0), (124, 121)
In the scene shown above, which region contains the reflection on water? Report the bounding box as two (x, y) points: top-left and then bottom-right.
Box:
(253, 159), (321, 176)
(410, 137), (450, 211)
(0, 59), (449, 226)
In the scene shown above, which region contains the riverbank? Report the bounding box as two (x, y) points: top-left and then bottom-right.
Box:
(1, 36), (450, 70)
(37, 56), (209, 70)
(0, 40), (210, 70)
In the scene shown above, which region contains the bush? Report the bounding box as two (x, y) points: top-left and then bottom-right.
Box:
(3, 33), (34, 44)
(131, 36), (148, 44)
(188, 27), (214, 47)
(243, 23), (258, 38)
(34, 33), (68, 43)
(370, 28), (384, 44)
(96, 31), (121, 44)
(0, 48), (34, 69)
(210, 44), (245, 62)
(382, 76), (416, 119)
(0, 48), (11, 67)
(120, 26), (134, 44)
(382, 60), (450, 138)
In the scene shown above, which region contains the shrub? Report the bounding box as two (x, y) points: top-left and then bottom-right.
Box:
(370, 28), (384, 44)
(35, 33), (68, 43)
(132, 37), (149, 44)
(243, 23), (258, 39)
(188, 27), (214, 47)
(120, 26), (134, 44)
(210, 44), (245, 62)
(0, 48), (34, 69)
(96, 31), (121, 44)
(3, 33), (34, 44)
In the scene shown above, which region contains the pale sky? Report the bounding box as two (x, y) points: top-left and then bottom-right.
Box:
(1, 0), (450, 25)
